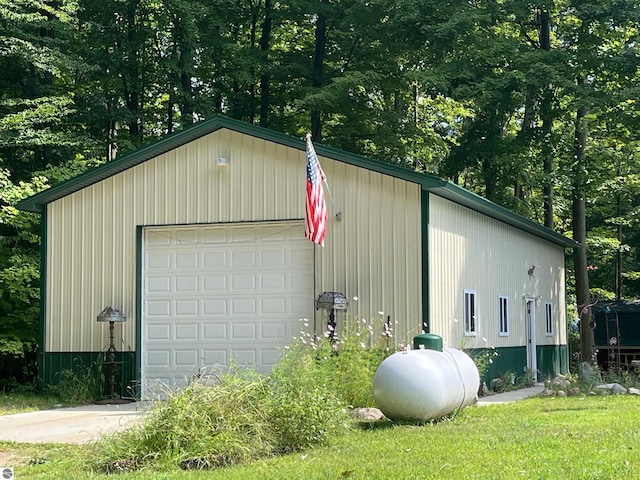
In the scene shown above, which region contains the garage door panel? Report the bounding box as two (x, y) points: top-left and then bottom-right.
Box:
(203, 349), (227, 367)
(231, 250), (256, 268)
(203, 323), (226, 339)
(143, 223), (313, 397)
(147, 324), (171, 340)
(175, 324), (198, 340)
(175, 275), (198, 292)
(204, 274), (226, 291)
(232, 349), (257, 365)
(146, 276), (171, 293)
(147, 350), (170, 366)
(232, 323), (256, 339)
(261, 298), (286, 315)
(203, 299), (226, 315)
(260, 249), (286, 267)
(175, 299), (199, 316)
(261, 322), (286, 339)
(203, 250), (226, 267)
(231, 298), (256, 314)
(176, 252), (199, 268)
(174, 349), (199, 367)
(290, 271), (314, 290)
(232, 274), (255, 290)
(290, 247), (314, 266)
(147, 252), (171, 269)
(146, 300), (170, 316)
(261, 273), (286, 290)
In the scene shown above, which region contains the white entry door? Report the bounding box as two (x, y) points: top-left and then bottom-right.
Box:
(525, 298), (538, 382)
(142, 222), (314, 396)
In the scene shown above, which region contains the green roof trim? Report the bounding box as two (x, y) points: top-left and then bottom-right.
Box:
(17, 115), (577, 249)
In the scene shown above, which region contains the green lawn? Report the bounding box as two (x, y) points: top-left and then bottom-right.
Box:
(0, 392), (62, 415)
(3, 395), (639, 479)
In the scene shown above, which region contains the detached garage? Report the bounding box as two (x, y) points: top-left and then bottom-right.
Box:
(18, 116), (576, 397)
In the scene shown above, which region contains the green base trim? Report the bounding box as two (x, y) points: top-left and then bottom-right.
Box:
(467, 344), (569, 384)
(39, 351), (138, 399)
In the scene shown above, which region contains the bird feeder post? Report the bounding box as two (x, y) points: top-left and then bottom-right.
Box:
(97, 306), (127, 401)
(315, 292), (349, 343)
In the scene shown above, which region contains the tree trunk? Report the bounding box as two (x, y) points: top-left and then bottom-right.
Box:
(539, 10), (554, 228)
(572, 90), (594, 363)
(259, 0), (272, 127)
(311, 0), (329, 141)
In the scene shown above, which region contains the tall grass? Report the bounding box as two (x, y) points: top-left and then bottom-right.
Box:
(10, 396), (640, 479)
(91, 317), (396, 473)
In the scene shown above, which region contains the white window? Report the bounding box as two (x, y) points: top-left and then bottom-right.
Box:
(464, 290), (477, 336)
(545, 302), (553, 336)
(499, 295), (509, 336)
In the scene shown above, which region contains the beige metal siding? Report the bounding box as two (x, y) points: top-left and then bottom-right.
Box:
(45, 129), (422, 351)
(315, 162), (423, 345)
(428, 194), (567, 350)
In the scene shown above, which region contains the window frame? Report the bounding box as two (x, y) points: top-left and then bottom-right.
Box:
(545, 302), (553, 336)
(464, 289), (477, 336)
(498, 295), (509, 336)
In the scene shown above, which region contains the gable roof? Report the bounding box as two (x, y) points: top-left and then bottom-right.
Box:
(17, 115), (577, 249)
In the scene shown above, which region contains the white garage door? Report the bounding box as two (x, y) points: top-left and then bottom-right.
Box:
(142, 222), (314, 396)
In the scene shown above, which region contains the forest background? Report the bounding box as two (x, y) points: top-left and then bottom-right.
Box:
(0, 0), (638, 389)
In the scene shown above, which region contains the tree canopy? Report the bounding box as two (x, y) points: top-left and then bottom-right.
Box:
(1, 0), (639, 386)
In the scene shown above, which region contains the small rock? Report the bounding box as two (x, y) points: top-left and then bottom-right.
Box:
(552, 376), (570, 389)
(556, 390), (567, 397)
(350, 407), (385, 421)
(611, 383), (627, 395)
(479, 382), (490, 396)
(568, 387), (581, 397)
(541, 389), (555, 397)
(491, 378), (504, 392)
(594, 383), (627, 395)
(628, 387), (640, 396)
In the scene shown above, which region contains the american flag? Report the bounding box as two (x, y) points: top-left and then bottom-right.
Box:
(304, 134), (327, 246)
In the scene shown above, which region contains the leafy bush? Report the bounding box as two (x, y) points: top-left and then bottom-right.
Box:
(48, 361), (104, 405)
(284, 316), (398, 408)
(268, 340), (351, 453)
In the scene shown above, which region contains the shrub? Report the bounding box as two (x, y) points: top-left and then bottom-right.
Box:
(94, 369), (274, 472)
(268, 357), (350, 453)
(284, 316), (398, 408)
(48, 360), (104, 405)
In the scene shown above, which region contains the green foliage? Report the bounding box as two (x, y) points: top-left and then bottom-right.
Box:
(280, 315), (398, 408)
(93, 363), (352, 472)
(47, 360), (104, 405)
(465, 347), (499, 382)
(268, 360), (350, 453)
(0, 391), (61, 414)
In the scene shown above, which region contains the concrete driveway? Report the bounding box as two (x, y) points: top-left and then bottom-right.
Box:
(0, 402), (145, 444)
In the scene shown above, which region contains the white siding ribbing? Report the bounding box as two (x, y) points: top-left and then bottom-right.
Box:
(45, 129), (422, 351)
(428, 194), (567, 350)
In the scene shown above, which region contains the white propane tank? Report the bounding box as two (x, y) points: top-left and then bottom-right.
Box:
(373, 347), (480, 421)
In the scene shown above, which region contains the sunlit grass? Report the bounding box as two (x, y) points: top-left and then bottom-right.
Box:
(0, 392), (62, 415)
(5, 396), (640, 479)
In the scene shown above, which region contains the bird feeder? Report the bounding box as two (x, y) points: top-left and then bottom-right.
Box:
(97, 306), (126, 401)
(315, 291), (348, 341)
